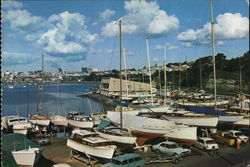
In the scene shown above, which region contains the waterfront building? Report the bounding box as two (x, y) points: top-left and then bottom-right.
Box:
(99, 77), (154, 96)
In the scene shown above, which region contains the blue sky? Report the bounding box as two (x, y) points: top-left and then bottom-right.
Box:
(2, 0), (249, 72)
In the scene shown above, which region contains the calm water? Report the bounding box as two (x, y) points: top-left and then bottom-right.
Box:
(2, 83), (101, 117)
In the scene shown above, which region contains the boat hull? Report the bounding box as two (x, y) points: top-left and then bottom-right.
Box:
(29, 119), (50, 126)
(218, 116), (244, 123)
(95, 130), (137, 145)
(67, 139), (116, 160)
(12, 148), (42, 166)
(13, 129), (28, 135)
(165, 116), (218, 128)
(233, 118), (250, 128)
(68, 120), (94, 129)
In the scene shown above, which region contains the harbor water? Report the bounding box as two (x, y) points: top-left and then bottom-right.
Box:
(2, 83), (101, 117)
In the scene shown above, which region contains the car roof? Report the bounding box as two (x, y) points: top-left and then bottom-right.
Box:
(229, 130), (240, 133)
(112, 153), (141, 162)
(199, 137), (214, 141)
(160, 141), (177, 145)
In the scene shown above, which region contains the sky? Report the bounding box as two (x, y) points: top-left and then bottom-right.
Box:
(2, 0), (249, 72)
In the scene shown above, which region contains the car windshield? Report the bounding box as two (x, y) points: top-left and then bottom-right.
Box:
(169, 144), (178, 148)
(235, 132), (242, 136)
(206, 140), (216, 144)
(111, 159), (121, 165)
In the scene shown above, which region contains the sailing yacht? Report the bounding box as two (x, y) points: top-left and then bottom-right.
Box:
(50, 75), (68, 127)
(67, 111), (94, 129)
(94, 20), (137, 145)
(6, 115), (32, 135)
(29, 55), (50, 127)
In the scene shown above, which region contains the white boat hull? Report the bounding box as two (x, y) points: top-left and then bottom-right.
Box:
(95, 130), (137, 144)
(29, 119), (50, 126)
(218, 116), (244, 123)
(67, 139), (116, 159)
(178, 100), (229, 107)
(50, 115), (68, 126)
(13, 129), (28, 135)
(233, 118), (250, 127)
(164, 116), (218, 128)
(12, 148), (42, 166)
(68, 120), (94, 128)
(107, 111), (197, 143)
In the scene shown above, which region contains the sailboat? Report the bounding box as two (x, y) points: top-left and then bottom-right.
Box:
(29, 55), (50, 127)
(50, 72), (68, 127)
(94, 20), (137, 145)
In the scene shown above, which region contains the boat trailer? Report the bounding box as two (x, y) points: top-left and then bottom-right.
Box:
(70, 149), (99, 167)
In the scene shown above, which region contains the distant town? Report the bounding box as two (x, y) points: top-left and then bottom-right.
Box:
(2, 63), (190, 83)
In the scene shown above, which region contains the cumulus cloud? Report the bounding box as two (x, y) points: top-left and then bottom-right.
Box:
(178, 13), (249, 47)
(2, 1), (23, 9)
(99, 9), (115, 21)
(2, 51), (39, 66)
(101, 0), (179, 37)
(4, 7), (98, 63)
(155, 43), (179, 50)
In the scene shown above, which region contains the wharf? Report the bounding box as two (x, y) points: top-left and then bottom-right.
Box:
(39, 136), (250, 167)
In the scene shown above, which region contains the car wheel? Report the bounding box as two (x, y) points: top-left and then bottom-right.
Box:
(155, 149), (161, 154)
(173, 153), (179, 158)
(172, 158), (179, 163)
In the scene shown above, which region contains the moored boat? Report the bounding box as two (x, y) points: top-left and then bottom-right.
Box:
(67, 129), (117, 163)
(13, 122), (32, 135)
(29, 114), (50, 126)
(50, 115), (68, 126)
(67, 112), (94, 129)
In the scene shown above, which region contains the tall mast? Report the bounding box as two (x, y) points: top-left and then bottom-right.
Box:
(26, 87), (29, 117)
(164, 45), (167, 103)
(199, 57), (203, 90)
(123, 48), (129, 96)
(239, 57), (243, 112)
(119, 20), (123, 128)
(41, 54), (44, 114)
(178, 62), (181, 92)
(209, 0), (217, 109)
(145, 37), (153, 105)
(185, 55), (188, 90)
(57, 70), (60, 115)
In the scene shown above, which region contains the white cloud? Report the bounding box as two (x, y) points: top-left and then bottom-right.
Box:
(155, 43), (179, 50)
(4, 9), (49, 33)
(2, 1), (23, 9)
(247, 0), (249, 5)
(102, 0), (179, 37)
(2, 51), (39, 66)
(99, 9), (115, 21)
(178, 13), (249, 47)
(37, 11), (98, 60)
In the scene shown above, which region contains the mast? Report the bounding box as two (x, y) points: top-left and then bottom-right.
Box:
(123, 48), (129, 96)
(239, 57), (243, 112)
(57, 70), (60, 115)
(199, 57), (203, 90)
(164, 45), (167, 103)
(209, 0), (217, 109)
(41, 54), (45, 114)
(178, 62), (181, 92)
(145, 36), (153, 105)
(185, 55), (188, 90)
(119, 20), (123, 128)
(26, 87), (29, 117)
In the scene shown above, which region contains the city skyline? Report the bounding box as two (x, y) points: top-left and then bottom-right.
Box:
(2, 0), (249, 72)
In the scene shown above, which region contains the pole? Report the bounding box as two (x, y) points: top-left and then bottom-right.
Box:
(186, 55), (188, 90)
(199, 57), (203, 90)
(179, 62), (181, 92)
(26, 87), (29, 117)
(123, 48), (129, 96)
(239, 57), (243, 112)
(41, 54), (44, 114)
(209, 0), (217, 109)
(146, 36), (153, 105)
(164, 45), (167, 103)
(119, 20), (123, 128)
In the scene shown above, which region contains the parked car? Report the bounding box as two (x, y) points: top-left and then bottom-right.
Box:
(229, 130), (249, 143)
(195, 137), (219, 151)
(211, 131), (235, 146)
(239, 128), (250, 137)
(152, 141), (191, 157)
(33, 134), (50, 145)
(104, 153), (145, 167)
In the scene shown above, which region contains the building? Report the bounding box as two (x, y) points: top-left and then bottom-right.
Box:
(99, 77), (153, 96)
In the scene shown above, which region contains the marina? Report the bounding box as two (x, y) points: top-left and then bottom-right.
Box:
(2, 0), (249, 166)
